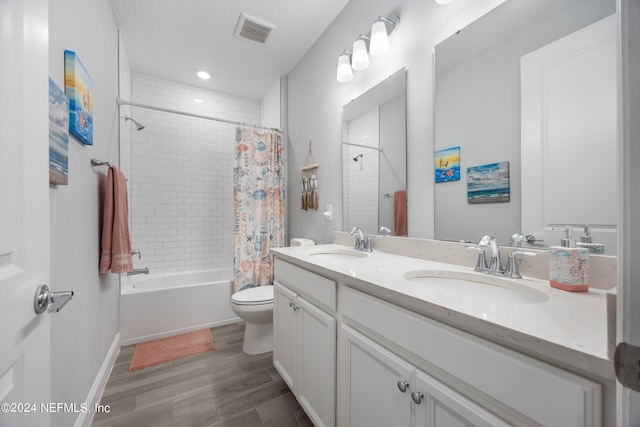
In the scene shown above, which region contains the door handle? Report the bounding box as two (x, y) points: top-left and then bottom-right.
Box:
(34, 284), (74, 314)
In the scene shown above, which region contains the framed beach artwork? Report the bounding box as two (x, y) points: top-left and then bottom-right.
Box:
(467, 161), (510, 204)
(435, 146), (460, 183)
(49, 78), (70, 185)
(64, 50), (93, 146)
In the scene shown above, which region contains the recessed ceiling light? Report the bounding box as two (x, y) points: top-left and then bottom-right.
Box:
(197, 71), (210, 80)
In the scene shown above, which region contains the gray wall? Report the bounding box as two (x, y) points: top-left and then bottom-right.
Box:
(49, 0), (121, 425)
(286, 0), (501, 244)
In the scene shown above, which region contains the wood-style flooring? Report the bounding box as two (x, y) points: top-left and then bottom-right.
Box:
(92, 322), (313, 427)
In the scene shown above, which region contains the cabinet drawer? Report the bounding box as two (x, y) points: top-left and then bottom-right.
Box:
(342, 286), (602, 427)
(275, 260), (337, 312)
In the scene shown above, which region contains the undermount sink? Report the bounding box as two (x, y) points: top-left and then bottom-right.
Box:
(403, 270), (548, 304)
(307, 248), (368, 260)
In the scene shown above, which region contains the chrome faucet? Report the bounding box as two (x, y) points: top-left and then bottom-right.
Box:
(378, 226), (392, 236)
(510, 231), (525, 247)
(127, 267), (149, 276)
(487, 236), (502, 273)
(350, 226), (373, 252)
(466, 234), (536, 278)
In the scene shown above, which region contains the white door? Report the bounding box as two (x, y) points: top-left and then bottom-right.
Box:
(521, 15), (617, 252)
(297, 297), (336, 427)
(273, 282), (298, 391)
(0, 0), (51, 426)
(618, 0), (640, 425)
(338, 325), (413, 427)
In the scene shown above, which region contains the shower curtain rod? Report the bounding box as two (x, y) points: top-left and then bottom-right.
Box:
(342, 141), (383, 152)
(116, 98), (282, 133)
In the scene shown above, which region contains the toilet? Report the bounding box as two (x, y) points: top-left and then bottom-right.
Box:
(231, 285), (274, 355)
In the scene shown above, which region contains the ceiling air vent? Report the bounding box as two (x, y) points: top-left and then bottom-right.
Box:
(234, 13), (276, 46)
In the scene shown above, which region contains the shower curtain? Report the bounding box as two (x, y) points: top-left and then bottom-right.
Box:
(233, 128), (285, 292)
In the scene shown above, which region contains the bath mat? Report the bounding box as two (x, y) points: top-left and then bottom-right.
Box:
(129, 329), (215, 371)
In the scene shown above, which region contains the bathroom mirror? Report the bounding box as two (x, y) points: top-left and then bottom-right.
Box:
(434, 0), (617, 254)
(342, 68), (407, 236)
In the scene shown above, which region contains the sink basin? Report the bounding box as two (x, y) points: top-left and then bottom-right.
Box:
(307, 248), (368, 260)
(403, 270), (548, 304)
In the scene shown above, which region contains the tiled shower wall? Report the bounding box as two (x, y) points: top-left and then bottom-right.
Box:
(129, 73), (261, 274)
(343, 107), (379, 235)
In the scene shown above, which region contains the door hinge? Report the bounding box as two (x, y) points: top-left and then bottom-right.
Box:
(614, 342), (640, 391)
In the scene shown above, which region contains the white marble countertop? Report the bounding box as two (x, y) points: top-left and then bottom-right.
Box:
(272, 244), (615, 382)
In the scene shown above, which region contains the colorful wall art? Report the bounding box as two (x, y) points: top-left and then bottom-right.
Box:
(64, 50), (93, 145)
(49, 78), (70, 185)
(435, 146), (460, 183)
(467, 161), (510, 203)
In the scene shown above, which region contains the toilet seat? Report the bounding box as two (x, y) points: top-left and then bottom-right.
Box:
(231, 286), (274, 306)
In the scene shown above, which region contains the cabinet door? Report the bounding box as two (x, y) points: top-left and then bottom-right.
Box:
(413, 370), (509, 427)
(297, 297), (337, 427)
(273, 281), (298, 391)
(338, 325), (413, 427)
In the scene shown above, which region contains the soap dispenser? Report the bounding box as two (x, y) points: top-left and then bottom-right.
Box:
(576, 224), (605, 254)
(549, 226), (590, 292)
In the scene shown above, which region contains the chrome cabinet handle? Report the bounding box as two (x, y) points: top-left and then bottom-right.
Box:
(289, 301), (294, 308)
(411, 391), (424, 404)
(397, 380), (409, 393)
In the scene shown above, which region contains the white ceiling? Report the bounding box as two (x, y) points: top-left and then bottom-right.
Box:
(110, 0), (351, 101)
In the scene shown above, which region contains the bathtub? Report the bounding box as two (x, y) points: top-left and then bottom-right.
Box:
(120, 268), (240, 345)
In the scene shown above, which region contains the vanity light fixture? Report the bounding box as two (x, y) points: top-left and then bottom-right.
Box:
(336, 15), (399, 82)
(336, 51), (354, 83)
(370, 17), (399, 56)
(352, 36), (370, 70)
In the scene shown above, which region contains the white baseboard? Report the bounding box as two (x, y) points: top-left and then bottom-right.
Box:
(75, 331), (121, 427)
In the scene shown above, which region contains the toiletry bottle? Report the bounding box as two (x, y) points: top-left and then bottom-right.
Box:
(549, 226), (590, 292)
(576, 224), (605, 254)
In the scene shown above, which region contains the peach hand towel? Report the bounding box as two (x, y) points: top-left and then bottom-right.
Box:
(99, 165), (133, 274)
(394, 190), (407, 237)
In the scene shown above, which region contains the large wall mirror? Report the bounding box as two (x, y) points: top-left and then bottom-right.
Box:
(342, 68), (407, 236)
(434, 0), (617, 254)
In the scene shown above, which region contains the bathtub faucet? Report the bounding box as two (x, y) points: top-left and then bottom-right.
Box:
(127, 267), (149, 276)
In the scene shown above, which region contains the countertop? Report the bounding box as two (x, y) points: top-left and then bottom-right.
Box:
(271, 244), (615, 382)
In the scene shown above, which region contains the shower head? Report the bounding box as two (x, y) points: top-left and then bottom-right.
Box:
(353, 154), (363, 162)
(124, 116), (145, 131)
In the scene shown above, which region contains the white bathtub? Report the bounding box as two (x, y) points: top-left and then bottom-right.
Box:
(120, 268), (240, 345)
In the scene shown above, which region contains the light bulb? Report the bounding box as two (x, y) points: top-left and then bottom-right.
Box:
(336, 54), (353, 83)
(370, 20), (389, 56)
(351, 39), (369, 70)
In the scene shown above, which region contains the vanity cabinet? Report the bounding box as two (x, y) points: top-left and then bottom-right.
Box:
(273, 261), (337, 427)
(341, 286), (602, 427)
(272, 255), (604, 427)
(339, 324), (509, 427)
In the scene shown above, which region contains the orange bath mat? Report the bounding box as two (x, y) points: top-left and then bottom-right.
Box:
(129, 329), (215, 371)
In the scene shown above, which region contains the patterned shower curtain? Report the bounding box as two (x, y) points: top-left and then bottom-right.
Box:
(233, 128), (285, 292)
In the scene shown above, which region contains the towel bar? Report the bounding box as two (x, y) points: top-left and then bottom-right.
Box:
(91, 159), (110, 167)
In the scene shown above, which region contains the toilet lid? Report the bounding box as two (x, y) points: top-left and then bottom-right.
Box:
(232, 285), (274, 305)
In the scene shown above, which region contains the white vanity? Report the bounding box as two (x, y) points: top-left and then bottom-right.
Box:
(271, 238), (615, 427)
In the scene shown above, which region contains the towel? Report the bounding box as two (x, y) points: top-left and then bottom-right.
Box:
(393, 190), (407, 237)
(99, 165), (133, 274)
